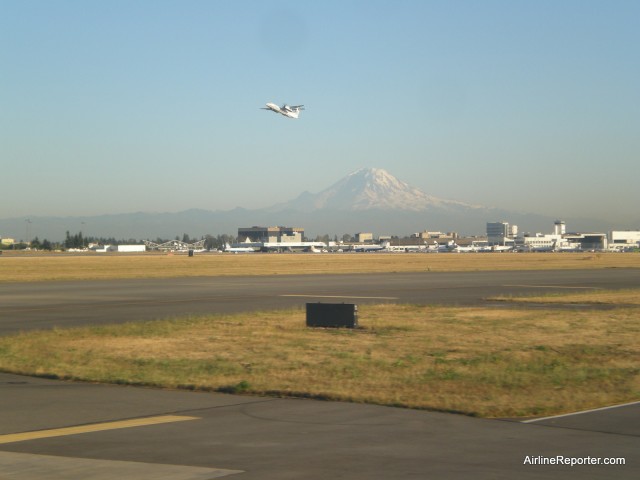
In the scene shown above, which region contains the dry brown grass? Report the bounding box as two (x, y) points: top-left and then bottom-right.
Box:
(1, 251), (639, 283)
(490, 289), (640, 305)
(1, 297), (638, 418)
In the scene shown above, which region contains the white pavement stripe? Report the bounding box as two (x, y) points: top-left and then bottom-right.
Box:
(522, 400), (640, 424)
(502, 285), (600, 289)
(280, 294), (398, 300)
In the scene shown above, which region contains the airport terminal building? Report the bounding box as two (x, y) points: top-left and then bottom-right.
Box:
(238, 226), (304, 243)
(486, 222), (518, 246)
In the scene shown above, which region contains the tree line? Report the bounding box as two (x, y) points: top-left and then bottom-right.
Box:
(3, 232), (363, 251)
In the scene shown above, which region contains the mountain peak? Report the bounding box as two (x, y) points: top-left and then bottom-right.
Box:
(269, 168), (480, 213)
(349, 167), (391, 177)
(346, 167), (412, 193)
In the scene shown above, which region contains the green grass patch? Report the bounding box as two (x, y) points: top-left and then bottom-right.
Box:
(0, 300), (638, 418)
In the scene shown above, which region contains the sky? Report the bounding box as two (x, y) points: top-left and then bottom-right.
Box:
(2, 0), (639, 225)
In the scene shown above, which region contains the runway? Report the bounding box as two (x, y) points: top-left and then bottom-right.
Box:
(0, 269), (638, 478)
(1, 268), (638, 334)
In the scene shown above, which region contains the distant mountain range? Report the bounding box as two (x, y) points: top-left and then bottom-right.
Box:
(0, 168), (619, 242)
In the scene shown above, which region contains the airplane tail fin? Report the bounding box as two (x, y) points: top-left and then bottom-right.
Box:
(291, 105), (304, 118)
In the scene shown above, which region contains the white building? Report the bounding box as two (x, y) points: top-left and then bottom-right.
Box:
(553, 220), (566, 235)
(414, 231), (458, 240)
(520, 221), (606, 251)
(355, 232), (373, 243)
(609, 231), (640, 250)
(111, 245), (146, 253)
(522, 233), (567, 251)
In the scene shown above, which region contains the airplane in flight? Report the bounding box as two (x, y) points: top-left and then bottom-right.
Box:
(262, 102), (305, 119)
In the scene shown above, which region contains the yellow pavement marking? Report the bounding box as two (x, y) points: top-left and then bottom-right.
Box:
(0, 415), (198, 445)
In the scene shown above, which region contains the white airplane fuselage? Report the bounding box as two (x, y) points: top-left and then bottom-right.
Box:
(264, 103), (303, 119)
(223, 242), (256, 253)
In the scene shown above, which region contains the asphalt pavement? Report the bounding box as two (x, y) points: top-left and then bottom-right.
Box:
(0, 372), (638, 480)
(1, 269), (638, 478)
(2, 269), (639, 334)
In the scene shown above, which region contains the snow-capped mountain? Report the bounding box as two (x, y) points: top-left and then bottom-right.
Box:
(0, 168), (606, 241)
(269, 168), (482, 213)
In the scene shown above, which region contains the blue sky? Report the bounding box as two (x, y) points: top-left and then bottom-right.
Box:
(2, 0), (639, 225)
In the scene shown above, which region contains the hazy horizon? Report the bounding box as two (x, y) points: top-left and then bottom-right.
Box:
(0, 166), (633, 243)
(2, 1), (639, 225)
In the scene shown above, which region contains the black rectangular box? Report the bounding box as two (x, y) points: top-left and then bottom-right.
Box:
(306, 303), (358, 328)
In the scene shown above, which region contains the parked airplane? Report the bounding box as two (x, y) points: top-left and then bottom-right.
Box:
(387, 243), (429, 253)
(429, 240), (458, 252)
(452, 244), (477, 253)
(556, 242), (582, 252)
(527, 240), (558, 252)
(453, 241), (494, 253)
(261, 102), (305, 119)
(223, 243), (256, 253)
(352, 241), (389, 252)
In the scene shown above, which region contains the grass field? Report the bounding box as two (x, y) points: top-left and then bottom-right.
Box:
(1, 251), (639, 283)
(0, 292), (638, 418)
(490, 288), (640, 305)
(1, 252), (638, 418)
